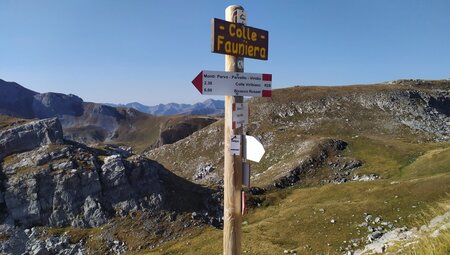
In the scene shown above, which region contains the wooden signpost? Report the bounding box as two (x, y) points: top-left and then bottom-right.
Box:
(191, 5), (270, 255)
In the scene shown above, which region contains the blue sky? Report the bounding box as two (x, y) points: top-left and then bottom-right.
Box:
(1, 0), (449, 105)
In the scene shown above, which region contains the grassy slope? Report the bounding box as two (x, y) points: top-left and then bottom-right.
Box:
(0, 115), (31, 131)
(394, 228), (450, 255)
(111, 110), (173, 152)
(142, 137), (450, 255)
(141, 81), (450, 254)
(385, 199), (450, 254)
(106, 109), (217, 153)
(148, 81), (450, 185)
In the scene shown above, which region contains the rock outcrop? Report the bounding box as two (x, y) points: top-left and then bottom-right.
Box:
(271, 139), (363, 188)
(0, 119), (219, 230)
(1, 148), (217, 229)
(59, 103), (124, 144)
(0, 224), (87, 255)
(254, 82), (450, 142)
(0, 113), (221, 255)
(0, 118), (63, 161)
(32, 92), (84, 119)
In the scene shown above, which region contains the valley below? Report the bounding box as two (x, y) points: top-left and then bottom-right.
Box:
(0, 79), (449, 255)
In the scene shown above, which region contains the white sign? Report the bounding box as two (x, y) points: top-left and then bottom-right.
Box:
(232, 103), (249, 129)
(192, 70), (272, 97)
(244, 135), (265, 162)
(230, 135), (241, 155)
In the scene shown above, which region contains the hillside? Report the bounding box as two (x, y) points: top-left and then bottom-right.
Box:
(61, 105), (218, 153)
(142, 80), (450, 254)
(146, 80), (450, 186)
(0, 79), (218, 153)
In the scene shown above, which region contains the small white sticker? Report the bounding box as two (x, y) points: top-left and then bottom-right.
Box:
(230, 135), (241, 155)
(232, 103), (249, 129)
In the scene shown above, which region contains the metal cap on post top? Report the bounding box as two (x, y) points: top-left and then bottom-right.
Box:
(225, 5), (245, 73)
(226, 5), (246, 24)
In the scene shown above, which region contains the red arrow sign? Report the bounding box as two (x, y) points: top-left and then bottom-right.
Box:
(191, 70), (272, 97)
(192, 71), (203, 94)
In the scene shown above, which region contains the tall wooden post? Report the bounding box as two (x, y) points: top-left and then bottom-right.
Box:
(223, 5), (245, 255)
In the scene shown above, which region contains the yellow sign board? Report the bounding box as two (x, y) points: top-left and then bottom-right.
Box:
(211, 18), (269, 60)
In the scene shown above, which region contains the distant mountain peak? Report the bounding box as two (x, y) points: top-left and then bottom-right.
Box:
(106, 99), (224, 116)
(0, 79), (38, 94)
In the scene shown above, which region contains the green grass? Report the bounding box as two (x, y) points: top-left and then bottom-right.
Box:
(47, 226), (108, 253)
(139, 132), (450, 255)
(403, 229), (450, 255)
(386, 198), (450, 254)
(397, 228), (450, 255)
(141, 173), (450, 255)
(401, 147), (450, 178)
(343, 136), (438, 178)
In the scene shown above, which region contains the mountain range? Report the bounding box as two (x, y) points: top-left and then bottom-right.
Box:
(105, 99), (224, 116)
(0, 78), (218, 151)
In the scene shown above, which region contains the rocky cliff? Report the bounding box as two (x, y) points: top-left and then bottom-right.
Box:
(0, 118), (63, 161)
(32, 93), (84, 119)
(0, 118), (220, 254)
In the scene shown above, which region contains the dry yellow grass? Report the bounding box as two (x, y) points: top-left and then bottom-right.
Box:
(387, 198), (450, 255)
(139, 81), (450, 254)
